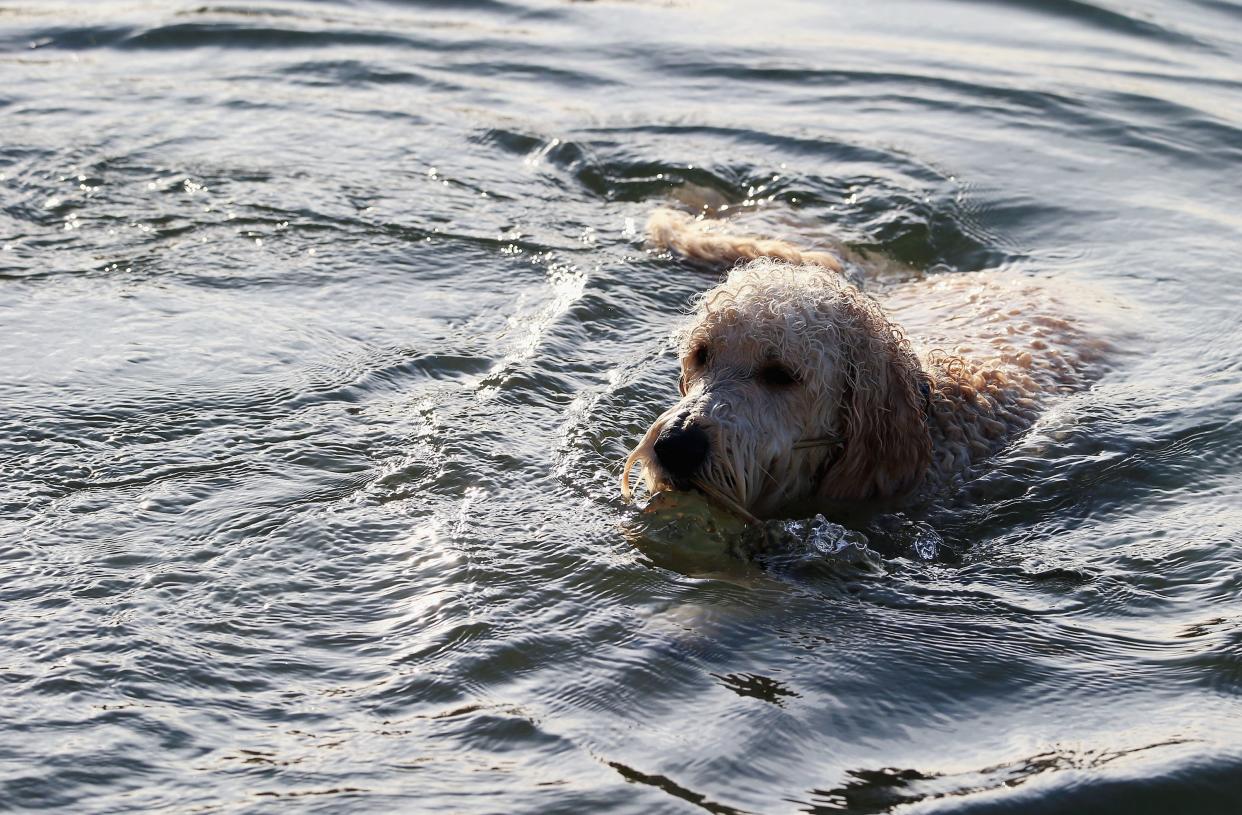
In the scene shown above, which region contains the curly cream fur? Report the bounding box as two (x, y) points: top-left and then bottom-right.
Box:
(647, 208), (846, 274)
(623, 208), (1102, 519)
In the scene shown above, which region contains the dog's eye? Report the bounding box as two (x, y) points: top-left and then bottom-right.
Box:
(691, 345), (708, 367)
(759, 363), (798, 387)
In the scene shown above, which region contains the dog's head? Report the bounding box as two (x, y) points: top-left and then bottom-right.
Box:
(623, 259), (931, 518)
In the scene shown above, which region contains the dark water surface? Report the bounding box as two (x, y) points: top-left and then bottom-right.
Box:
(3, 0), (1242, 812)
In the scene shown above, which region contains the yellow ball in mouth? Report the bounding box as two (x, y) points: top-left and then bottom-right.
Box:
(641, 488), (745, 527)
(621, 490), (757, 578)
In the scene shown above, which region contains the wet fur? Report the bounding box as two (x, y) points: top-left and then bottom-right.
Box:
(623, 208), (1101, 519)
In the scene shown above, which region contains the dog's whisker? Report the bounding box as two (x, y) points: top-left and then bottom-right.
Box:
(793, 435), (843, 450)
(730, 451), (748, 509)
(756, 457), (779, 497)
(691, 477), (761, 526)
(766, 456), (800, 501)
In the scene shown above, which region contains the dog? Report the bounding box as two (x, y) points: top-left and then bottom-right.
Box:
(622, 207), (1103, 521)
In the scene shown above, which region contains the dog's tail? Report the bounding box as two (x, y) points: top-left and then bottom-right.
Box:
(646, 207), (844, 274)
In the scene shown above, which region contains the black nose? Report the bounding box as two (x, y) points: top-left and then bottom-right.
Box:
(654, 423), (709, 481)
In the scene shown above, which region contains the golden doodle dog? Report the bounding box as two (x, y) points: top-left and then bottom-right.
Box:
(622, 207), (1103, 522)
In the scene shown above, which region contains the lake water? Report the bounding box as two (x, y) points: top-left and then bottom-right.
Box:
(3, 0), (1242, 812)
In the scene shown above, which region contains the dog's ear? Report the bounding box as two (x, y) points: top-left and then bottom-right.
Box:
(820, 297), (931, 501)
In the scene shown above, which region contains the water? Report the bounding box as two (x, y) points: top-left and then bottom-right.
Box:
(2, 0), (1241, 811)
